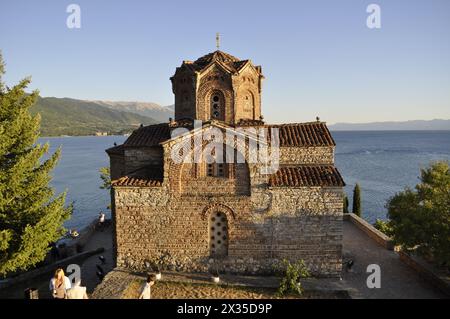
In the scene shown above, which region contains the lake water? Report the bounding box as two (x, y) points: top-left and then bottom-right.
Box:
(40, 131), (450, 230)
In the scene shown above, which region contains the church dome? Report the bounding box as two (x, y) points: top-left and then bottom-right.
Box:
(189, 50), (248, 73)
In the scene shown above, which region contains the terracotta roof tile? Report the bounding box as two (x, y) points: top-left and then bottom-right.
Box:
(123, 123), (171, 147)
(111, 165), (163, 187)
(191, 51), (241, 73)
(268, 122), (335, 147)
(269, 165), (345, 187)
(236, 119), (266, 126)
(111, 176), (163, 187)
(121, 121), (335, 148)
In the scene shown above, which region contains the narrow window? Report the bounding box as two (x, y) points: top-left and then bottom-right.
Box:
(210, 211), (228, 257)
(210, 91), (224, 120)
(207, 163), (214, 177)
(206, 163), (226, 177)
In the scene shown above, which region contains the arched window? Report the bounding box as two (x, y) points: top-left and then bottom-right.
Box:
(210, 211), (228, 257)
(243, 91), (254, 119)
(210, 91), (225, 121)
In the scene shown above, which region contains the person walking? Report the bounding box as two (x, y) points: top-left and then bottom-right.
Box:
(49, 268), (71, 299)
(66, 278), (88, 299)
(98, 212), (106, 231)
(139, 274), (155, 299)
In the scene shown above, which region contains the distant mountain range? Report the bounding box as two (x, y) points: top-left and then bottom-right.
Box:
(32, 97), (159, 136)
(88, 100), (174, 123)
(31, 96), (449, 136)
(329, 119), (450, 131)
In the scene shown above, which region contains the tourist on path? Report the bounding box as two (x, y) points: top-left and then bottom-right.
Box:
(49, 268), (71, 299)
(66, 278), (89, 299)
(98, 212), (106, 231)
(139, 274), (155, 299)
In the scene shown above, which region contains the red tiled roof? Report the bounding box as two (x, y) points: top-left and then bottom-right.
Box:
(236, 119), (266, 126)
(189, 51), (250, 73)
(269, 165), (345, 187)
(111, 176), (163, 187)
(268, 122), (335, 147)
(111, 165), (163, 187)
(123, 123), (171, 147)
(120, 121), (335, 148)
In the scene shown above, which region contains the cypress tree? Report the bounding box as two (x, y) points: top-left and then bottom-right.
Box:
(343, 195), (349, 214)
(0, 53), (71, 276)
(352, 183), (362, 217)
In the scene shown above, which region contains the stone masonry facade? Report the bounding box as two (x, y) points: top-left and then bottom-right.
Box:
(107, 50), (345, 277)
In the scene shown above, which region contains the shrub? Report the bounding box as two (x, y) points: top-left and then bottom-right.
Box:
(277, 259), (310, 297)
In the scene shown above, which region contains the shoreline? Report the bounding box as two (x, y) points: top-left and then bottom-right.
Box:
(38, 129), (450, 139)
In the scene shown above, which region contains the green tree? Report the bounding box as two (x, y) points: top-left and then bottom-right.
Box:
(0, 54), (71, 276)
(343, 195), (349, 214)
(374, 219), (393, 236)
(387, 161), (450, 266)
(352, 184), (362, 217)
(99, 167), (111, 190)
(99, 166), (111, 210)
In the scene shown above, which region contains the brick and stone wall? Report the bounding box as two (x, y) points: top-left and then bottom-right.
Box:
(279, 147), (334, 165)
(112, 182), (343, 277)
(111, 136), (343, 277)
(109, 154), (125, 181)
(124, 147), (163, 174)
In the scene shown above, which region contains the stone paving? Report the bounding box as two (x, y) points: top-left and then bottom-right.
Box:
(80, 224), (114, 293)
(92, 220), (447, 299)
(1, 218), (446, 299)
(341, 220), (445, 299)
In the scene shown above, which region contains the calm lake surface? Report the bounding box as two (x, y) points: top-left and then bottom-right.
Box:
(40, 131), (450, 229)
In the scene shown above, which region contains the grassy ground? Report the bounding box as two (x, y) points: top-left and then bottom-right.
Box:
(121, 279), (345, 299)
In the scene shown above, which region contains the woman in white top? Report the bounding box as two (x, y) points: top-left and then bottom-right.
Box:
(49, 268), (72, 299)
(139, 274), (155, 299)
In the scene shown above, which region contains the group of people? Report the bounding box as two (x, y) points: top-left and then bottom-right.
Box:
(49, 269), (88, 299)
(49, 269), (156, 299)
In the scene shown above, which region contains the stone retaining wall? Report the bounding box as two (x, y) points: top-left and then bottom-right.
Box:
(344, 213), (394, 250)
(398, 250), (450, 297)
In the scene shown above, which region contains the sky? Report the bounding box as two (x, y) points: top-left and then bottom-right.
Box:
(1, 0), (449, 124)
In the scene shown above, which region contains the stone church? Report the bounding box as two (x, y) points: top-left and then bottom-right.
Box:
(106, 50), (345, 277)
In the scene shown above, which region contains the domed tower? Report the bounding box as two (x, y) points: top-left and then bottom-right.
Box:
(170, 50), (264, 125)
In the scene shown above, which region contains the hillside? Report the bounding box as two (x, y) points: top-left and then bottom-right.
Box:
(31, 97), (158, 136)
(89, 100), (174, 123)
(329, 119), (450, 131)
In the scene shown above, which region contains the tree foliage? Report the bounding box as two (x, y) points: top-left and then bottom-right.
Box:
(374, 219), (393, 236)
(352, 183), (362, 217)
(387, 161), (450, 266)
(343, 195), (349, 214)
(277, 259), (310, 296)
(99, 167), (111, 190)
(0, 53), (71, 276)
